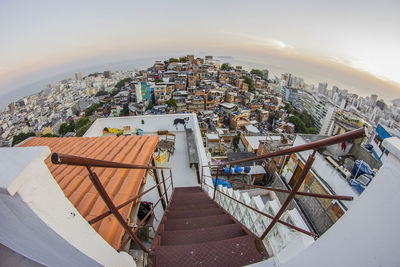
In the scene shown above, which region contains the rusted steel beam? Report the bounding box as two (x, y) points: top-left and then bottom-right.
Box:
(213, 168), (219, 201)
(151, 158), (166, 210)
(161, 169), (169, 204)
(169, 169), (174, 190)
(217, 177), (353, 201)
(261, 150), (317, 240)
(206, 128), (366, 167)
(85, 167), (148, 253)
(51, 153), (170, 170)
(204, 183), (317, 238)
(202, 173), (352, 201)
(88, 176), (171, 225)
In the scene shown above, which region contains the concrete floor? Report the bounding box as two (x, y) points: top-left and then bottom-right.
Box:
(140, 131), (200, 232)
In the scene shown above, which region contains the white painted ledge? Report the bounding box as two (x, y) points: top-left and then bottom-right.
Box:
(383, 137), (400, 160)
(0, 146), (50, 196)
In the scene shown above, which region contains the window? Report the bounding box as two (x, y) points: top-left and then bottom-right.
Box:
(373, 134), (383, 146)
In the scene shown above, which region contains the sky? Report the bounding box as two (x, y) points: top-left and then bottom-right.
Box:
(0, 0), (399, 103)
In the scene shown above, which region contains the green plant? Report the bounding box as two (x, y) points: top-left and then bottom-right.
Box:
(12, 132), (36, 146)
(221, 63), (231, 71)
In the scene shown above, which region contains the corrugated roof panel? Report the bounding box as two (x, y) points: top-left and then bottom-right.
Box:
(19, 135), (159, 249)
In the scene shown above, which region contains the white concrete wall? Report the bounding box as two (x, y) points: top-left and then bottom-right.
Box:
(85, 114), (213, 196)
(326, 142), (353, 158)
(279, 137), (400, 267)
(85, 114), (195, 137)
(0, 147), (135, 267)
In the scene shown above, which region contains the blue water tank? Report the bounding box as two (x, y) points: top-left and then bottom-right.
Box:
(234, 166), (243, 173)
(224, 167), (233, 174)
(244, 166), (251, 173)
(212, 178), (232, 189)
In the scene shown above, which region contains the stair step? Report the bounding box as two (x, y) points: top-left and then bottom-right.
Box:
(168, 203), (219, 211)
(160, 224), (246, 246)
(170, 197), (213, 206)
(167, 207), (224, 219)
(154, 235), (265, 267)
(164, 214), (234, 231)
(174, 187), (202, 192)
(171, 191), (208, 198)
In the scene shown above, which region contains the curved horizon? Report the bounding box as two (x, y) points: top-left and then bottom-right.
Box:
(0, 0), (399, 104)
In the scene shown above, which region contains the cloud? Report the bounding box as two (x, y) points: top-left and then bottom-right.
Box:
(269, 40), (293, 49)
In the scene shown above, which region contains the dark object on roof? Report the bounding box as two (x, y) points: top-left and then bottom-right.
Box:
(226, 152), (263, 167)
(352, 160), (375, 178)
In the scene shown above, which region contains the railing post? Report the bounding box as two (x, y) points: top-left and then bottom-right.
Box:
(260, 149), (317, 240)
(213, 168), (219, 201)
(161, 169), (169, 204)
(200, 166), (204, 190)
(169, 169), (174, 190)
(85, 167), (148, 253)
(151, 158), (166, 210)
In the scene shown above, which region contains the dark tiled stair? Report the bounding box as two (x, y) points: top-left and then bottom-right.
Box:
(150, 186), (268, 266)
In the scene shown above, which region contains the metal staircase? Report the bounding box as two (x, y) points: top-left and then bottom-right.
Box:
(149, 187), (268, 267)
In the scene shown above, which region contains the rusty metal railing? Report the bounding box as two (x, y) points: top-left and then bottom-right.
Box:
(51, 153), (173, 254)
(201, 127), (366, 240)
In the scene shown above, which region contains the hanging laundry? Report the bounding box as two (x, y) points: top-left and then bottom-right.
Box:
(341, 141), (347, 151)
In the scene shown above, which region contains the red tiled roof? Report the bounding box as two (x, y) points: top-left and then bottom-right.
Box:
(19, 135), (159, 249)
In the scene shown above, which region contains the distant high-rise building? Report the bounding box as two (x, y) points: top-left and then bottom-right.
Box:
(75, 72), (82, 81)
(318, 82), (328, 95)
(281, 73), (292, 87)
(371, 94), (378, 105)
(187, 55), (195, 64)
(135, 82), (153, 103)
(262, 69), (269, 80)
(205, 56), (213, 64)
(376, 99), (386, 111)
(103, 70), (112, 79)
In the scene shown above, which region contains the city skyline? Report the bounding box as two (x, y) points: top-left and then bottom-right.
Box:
(0, 0), (399, 101)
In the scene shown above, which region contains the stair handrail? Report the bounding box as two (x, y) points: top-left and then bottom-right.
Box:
(205, 127), (366, 167)
(51, 152), (173, 254)
(52, 153), (171, 170)
(203, 182), (317, 238)
(201, 128), (366, 240)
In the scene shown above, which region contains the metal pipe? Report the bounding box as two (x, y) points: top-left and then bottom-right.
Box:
(215, 177), (353, 201)
(213, 168), (219, 200)
(88, 176), (171, 225)
(85, 167), (148, 253)
(204, 183), (317, 238)
(201, 174), (352, 201)
(52, 153), (170, 170)
(151, 158), (166, 210)
(206, 128), (366, 167)
(261, 150), (317, 240)
(169, 169), (174, 190)
(200, 166), (203, 190)
(161, 169), (169, 204)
